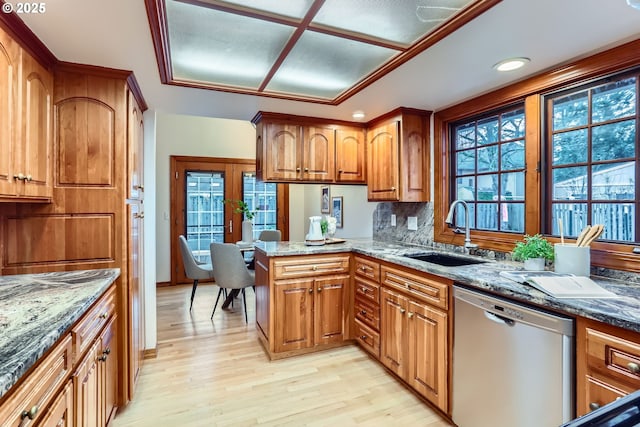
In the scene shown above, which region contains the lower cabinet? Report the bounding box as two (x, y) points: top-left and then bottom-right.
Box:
(379, 266), (450, 414)
(0, 285), (117, 427)
(273, 275), (348, 353)
(577, 316), (640, 416)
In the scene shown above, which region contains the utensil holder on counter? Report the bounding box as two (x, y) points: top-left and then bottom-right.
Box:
(554, 243), (591, 276)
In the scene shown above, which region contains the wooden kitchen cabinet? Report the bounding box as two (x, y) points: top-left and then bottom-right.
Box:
(0, 25), (52, 202)
(256, 252), (351, 359)
(576, 317), (640, 416)
(380, 265), (450, 413)
(253, 112), (366, 184)
(36, 380), (74, 427)
(353, 256), (381, 358)
(366, 108), (431, 201)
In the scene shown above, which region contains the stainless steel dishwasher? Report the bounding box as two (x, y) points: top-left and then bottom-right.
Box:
(452, 285), (574, 427)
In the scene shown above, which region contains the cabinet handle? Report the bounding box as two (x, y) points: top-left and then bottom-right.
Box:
(400, 308), (406, 314)
(360, 310), (367, 316)
(589, 402), (601, 411)
(360, 288), (368, 293)
(408, 312), (414, 318)
(99, 312), (108, 319)
(360, 335), (367, 341)
(26, 174), (32, 181)
(296, 167), (301, 172)
(317, 287), (322, 292)
(304, 168), (309, 172)
(628, 362), (640, 374)
(391, 187), (396, 191)
(103, 348), (111, 355)
(98, 354), (108, 362)
(13, 173), (25, 181)
(309, 288), (313, 294)
(21, 405), (38, 420)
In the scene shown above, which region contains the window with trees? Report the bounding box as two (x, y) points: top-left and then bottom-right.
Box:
(450, 106), (526, 233)
(545, 73), (637, 243)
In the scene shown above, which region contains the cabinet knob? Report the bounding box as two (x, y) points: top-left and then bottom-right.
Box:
(360, 288), (367, 293)
(21, 405), (38, 420)
(408, 312), (414, 318)
(99, 312), (108, 319)
(391, 187), (396, 191)
(360, 335), (367, 341)
(589, 402), (601, 411)
(103, 348), (111, 355)
(360, 310), (367, 316)
(317, 287), (322, 292)
(296, 167), (301, 172)
(400, 308), (406, 314)
(338, 169), (343, 173)
(14, 173), (25, 181)
(26, 174), (32, 181)
(304, 168), (309, 172)
(134, 184), (144, 191)
(98, 354), (108, 362)
(308, 288), (313, 294)
(628, 362), (640, 374)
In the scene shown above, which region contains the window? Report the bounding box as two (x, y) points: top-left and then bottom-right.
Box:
(450, 106), (526, 233)
(186, 171), (225, 262)
(545, 74), (638, 242)
(242, 172), (278, 239)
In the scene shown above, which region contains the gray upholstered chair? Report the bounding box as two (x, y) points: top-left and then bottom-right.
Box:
(209, 242), (255, 322)
(178, 235), (214, 311)
(258, 229), (281, 242)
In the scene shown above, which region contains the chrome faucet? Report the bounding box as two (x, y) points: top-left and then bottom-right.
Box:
(445, 200), (477, 249)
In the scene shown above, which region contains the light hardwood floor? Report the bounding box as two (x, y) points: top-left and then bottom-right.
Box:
(111, 283), (452, 426)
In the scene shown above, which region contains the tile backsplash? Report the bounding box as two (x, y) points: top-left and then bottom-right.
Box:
(373, 202), (639, 282)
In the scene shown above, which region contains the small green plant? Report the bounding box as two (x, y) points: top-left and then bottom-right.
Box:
(512, 234), (555, 261)
(320, 217), (328, 235)
(223, 199), (257, 220)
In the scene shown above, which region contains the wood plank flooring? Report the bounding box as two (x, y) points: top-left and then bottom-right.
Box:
(111, 284), (452, 426)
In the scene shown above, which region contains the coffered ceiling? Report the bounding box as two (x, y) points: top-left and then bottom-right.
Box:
(14, 0), (640, 122)
(147, 0), (493, 103)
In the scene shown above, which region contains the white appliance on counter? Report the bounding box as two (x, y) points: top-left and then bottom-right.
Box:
(452, 285), (574, 427)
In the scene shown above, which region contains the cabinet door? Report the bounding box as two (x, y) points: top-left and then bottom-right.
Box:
(407, 299), (448, 412)
(128, 202), (144, 400)
(367, 121), (399, 201)
(19, 51), (52, 199)
(335, 127), (365, 183)
(263, 122), (300, 181)
(380, 288), (407, 378)
(0, 27), (20, 197)
(100, 316), (118, 426)
(36, 380), (73, 427)
(274, 279), (314, 352)
(314, 275), (346, 345)
(74, 339), (100, 427)
(302, 126), (334, 181)
(127, 91), (144, 200)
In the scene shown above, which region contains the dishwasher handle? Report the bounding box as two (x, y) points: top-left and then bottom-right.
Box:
(484, 310), (515, 326)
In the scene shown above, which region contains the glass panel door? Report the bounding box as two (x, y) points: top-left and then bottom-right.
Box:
(242, 172), (278, 240)
(185, 171), (225, 264)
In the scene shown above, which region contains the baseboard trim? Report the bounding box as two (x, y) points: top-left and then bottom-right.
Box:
(143, 348), (158, 359)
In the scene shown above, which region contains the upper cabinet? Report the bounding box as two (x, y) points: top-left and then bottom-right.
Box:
(366, 108), (431, 202)
(127, 90), (144, 200)
(253, 112), (365, 184)
(0, 25), (52, 202)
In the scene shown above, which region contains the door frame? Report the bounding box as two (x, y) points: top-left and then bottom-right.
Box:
(170, 156), (289, 286)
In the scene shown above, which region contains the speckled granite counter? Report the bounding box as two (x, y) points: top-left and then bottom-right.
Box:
(0, 268), (120, 399)
(255, 239), (640, 333)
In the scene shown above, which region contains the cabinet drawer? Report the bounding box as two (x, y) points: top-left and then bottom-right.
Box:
(355, 319), (380, 358)
(585, 327), (640, 388)
(381, 266), (449, 310)
(0, 334), (72, 427)
(354, 277), (379, 305)
(583, 375), (627, 415)
(354, 256), (380, 282)
(72, 286), (116, 361)
(355, 296), (380, 331)
(273, 255), (350, 279)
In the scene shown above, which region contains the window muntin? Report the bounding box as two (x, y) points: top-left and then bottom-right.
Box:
(451, 106), (526, 233)
(547, 75), (638, 242)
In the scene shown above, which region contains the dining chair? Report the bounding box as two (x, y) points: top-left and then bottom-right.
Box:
(258, 229), (281, 242)
(178, 235), (215, 311)
(209, 242), (255, 322)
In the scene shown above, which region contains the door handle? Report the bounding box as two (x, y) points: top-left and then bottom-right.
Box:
(484, 311), (515, 326)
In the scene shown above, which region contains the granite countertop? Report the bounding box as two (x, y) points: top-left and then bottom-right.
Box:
(255, 239), (640, 333)
(0, 268), (120, 399)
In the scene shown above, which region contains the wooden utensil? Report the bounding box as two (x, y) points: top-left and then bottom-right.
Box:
(581, 224), (604, 247)
(575, 226), (591, 247)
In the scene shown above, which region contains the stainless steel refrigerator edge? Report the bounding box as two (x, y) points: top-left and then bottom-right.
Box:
(452, 285), (575, 427)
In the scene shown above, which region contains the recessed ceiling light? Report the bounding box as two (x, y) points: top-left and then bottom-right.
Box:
(352, 110), (365, 119)
(493, 57), (530, 72)
(627, 0), (640, 10)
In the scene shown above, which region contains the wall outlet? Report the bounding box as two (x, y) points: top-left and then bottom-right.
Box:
(391, 214), (396, 226)
(407, 216), (418, 231)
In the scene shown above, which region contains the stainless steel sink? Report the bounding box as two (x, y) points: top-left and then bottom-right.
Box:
(403, 252), (486, 267)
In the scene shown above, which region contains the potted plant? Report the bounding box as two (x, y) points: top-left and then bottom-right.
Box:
(224, 199), (258, 243)
(512, 234), (554, 271)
